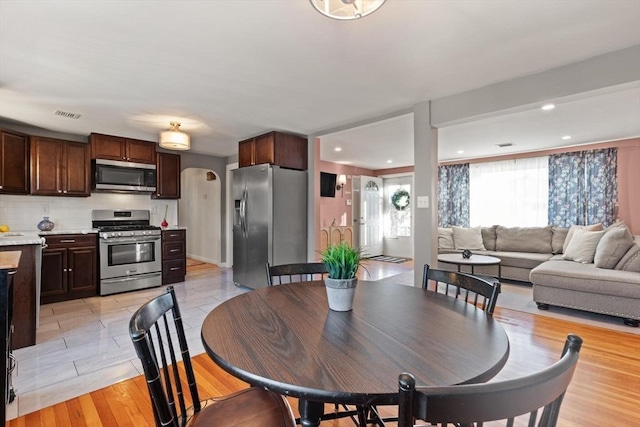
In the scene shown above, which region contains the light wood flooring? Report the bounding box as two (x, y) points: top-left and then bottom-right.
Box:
(7, 259), (640, 426)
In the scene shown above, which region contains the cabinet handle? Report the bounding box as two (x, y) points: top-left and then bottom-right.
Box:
(169, 249), (180, 253)
(63, 190), (68, 194)
(68, 268), (72, 272)
(169, 233), (180, 237)
(60, 239), (76, 243)
(58, 190), (62, 193)
(63, 268), (67, 272)
(170, 267), (180, 271)
(8, 271), (16, 275)
(0, 185), (3, 189)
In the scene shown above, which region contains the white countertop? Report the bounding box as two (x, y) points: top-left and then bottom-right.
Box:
(0, 232), (45, 246)
(38, 229), (99, 236)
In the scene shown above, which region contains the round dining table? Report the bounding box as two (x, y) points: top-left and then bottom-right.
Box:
(201, 280), (510, 427)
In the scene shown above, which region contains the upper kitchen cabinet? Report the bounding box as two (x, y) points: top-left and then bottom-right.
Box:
(90, 133), (156, 164)
(30, 136), (91, 197)
(153, 152), (180, 199)
(0, 128), (29, 194)
(238, 131), (307, 170)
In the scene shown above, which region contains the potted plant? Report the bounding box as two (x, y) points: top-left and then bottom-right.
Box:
(321, 242), (365, 311)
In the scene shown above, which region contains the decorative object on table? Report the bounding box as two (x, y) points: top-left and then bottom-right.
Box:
(37, 216), (55, 231)
(462, 249), (473, 259)
(391, 188), (410, 211)
(161, 205), (168, 228)
(321, 242), (365, 311)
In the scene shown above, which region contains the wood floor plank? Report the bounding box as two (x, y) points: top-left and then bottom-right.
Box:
(89, 389), (118, 427)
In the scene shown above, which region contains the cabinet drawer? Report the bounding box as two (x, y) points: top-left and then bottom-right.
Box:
(162, 229), (185, 241)
(43, 234), (97, 248)
(162, 241), (185, 259)
(162, 259), (186, 285)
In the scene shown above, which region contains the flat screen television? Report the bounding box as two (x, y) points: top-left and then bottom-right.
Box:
(320, 172), (337, 197)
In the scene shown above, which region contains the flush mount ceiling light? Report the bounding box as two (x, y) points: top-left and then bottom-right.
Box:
(159, 121), (191, 150)
(309, 0), (386, 20)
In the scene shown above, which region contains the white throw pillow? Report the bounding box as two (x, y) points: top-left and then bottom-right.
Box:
(562, 223), (603, 253)
(438, 227), (455, 249)
(452, 226), (486, 250)
(562, 228), (606, 264)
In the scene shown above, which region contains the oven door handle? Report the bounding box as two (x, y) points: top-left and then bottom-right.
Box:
(100, 272), (162, 284)
(100, 236), (161, 244)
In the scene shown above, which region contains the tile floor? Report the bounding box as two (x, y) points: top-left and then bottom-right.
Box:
(6, 266), (251, 420)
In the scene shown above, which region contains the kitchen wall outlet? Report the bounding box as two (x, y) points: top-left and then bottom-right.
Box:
(417, 196), (429, 208)
(346, 199), (352, 206)
(41, 204), (49, 214)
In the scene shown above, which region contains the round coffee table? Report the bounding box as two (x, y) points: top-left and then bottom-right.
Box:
(437, 253), (502, 280)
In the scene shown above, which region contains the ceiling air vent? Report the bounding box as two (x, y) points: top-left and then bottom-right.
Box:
(54, 110), (81, 119)
(496, 142), (515, 148)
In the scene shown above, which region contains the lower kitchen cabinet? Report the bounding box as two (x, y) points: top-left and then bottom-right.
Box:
(0, 245), (36, 349)
(162, 229), (186, 285)
(41, 234), (97, 304)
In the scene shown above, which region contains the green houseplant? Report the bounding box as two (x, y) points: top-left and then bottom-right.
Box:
(320, 242), (365, 311)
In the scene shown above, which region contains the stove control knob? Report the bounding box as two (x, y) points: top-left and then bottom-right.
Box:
(118, 232), (122, 237)
(142, 231), (147, 235)
(130, 231), (135, 236)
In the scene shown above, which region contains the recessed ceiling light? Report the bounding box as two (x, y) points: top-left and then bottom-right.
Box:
(562, 135), (572, 140)
(334, 147), (342, 152)
(386, 160), (393, 164)
(457, 150), (464, 154)
(541, 104), (555, 111)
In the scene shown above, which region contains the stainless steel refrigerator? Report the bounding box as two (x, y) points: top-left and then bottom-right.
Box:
(233, 164), (307, 289)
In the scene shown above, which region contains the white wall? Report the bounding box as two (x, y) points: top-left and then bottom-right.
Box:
(0, 193), (177, 232)
(179, 168), (221, 265)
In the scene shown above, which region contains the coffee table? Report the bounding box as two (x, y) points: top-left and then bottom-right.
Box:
(437, 253), (502, 280)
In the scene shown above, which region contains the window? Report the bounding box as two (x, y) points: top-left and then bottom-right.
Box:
(469, 157), (549, 227)
(385, 181), (411, 237)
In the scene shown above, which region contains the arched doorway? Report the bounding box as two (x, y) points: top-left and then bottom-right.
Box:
(179, 168), (221, 265)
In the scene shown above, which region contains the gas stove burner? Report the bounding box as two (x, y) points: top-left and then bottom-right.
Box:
(98, 225), (161, 232)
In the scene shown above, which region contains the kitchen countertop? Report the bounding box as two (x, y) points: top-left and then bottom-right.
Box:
(38, 229), (99, 236)
(0, 232), (45, 247)
(161, 226), (187, 230)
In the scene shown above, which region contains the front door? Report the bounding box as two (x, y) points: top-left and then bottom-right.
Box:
(360, 176), (383, 257)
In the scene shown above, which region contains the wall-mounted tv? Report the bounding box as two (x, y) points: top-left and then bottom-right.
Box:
(320, 172), (337, 197)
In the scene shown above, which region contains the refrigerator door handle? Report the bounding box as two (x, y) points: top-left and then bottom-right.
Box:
(240, 188), (247, 238)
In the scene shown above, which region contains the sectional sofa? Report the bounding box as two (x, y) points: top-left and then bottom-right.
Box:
(437, 223), (640, 326)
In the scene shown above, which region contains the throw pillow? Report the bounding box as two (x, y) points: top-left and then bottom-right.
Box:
(593, 222), (634, 269)
(563, 223), (604, 254)
(615, 244), (640, 272)
(452, 226), (486, 250)
(438, 227), (455, 249)
(495, 226), (553, 253)
(562, 228), (606, 264)
(551, 227), (569, 254)
(481, 226), (497, 251)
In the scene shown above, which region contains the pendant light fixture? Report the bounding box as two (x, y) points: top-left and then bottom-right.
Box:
(309, 0), (386, 20)
(159, 121), (191, 150)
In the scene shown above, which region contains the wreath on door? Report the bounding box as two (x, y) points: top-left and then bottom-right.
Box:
(391, 189), (410, 211)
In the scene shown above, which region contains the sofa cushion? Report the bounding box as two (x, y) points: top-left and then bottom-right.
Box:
(452, 226), (486, 250)
(530, 260), (640, 299)
(481, 226), (497, 251)
(594, 223), (634, 269)
(438, 227), (455, 249)
(551, 227), (569, 254)
(486, 251), (553, 269)
(562, 228), (605, 264)
(495, 226), (553, 253)
(563, 223), (603, 253)
(615, 244), (640, 272)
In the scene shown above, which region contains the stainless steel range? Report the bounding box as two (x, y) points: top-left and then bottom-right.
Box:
(92, 210), (162, 296)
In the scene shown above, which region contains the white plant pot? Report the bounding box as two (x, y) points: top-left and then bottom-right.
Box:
(324, 278), (358, 311)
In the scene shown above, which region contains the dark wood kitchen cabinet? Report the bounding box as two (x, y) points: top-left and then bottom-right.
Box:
(238, 131), (307, 170)
(30, 136), (91, 196)
(40, 234), (97, 304)
(0, 128), (29, 194)
(90, 133), (156, 164)
(153, 152), (181, 199)
(162, 229), (186, 285)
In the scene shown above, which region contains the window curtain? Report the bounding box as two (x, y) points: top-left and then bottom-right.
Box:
(469, 157), (549, 227)
(438, 164), (469, 227)
(548, 148), (617, 227)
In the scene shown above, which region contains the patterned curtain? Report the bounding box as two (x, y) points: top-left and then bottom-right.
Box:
(548, 148), (617, 227)
(438, 164), (470, 227)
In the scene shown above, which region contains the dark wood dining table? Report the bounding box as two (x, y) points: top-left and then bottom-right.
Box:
(201, 280), (510, 427)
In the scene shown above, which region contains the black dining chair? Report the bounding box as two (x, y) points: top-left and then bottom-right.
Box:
(129, 286), (297, 427)
(265, 262), (328, 286)
(422, 264), (501, 315)
(397, 334), (583, 427)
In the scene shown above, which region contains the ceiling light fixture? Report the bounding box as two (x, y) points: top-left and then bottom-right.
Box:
(562, 135), (572, 140)
(309, 0), (386, 20)
(541, 104), (555, 111)
(159, 121), (191, 151)
(457, 150), (464, 154)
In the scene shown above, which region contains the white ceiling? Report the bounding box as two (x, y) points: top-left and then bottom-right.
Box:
(1, 1), (639, 169)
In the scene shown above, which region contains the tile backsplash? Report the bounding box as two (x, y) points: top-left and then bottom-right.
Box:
(0, 193), (178, 232)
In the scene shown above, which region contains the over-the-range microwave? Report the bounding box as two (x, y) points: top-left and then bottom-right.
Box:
(93, 159), (157, 193)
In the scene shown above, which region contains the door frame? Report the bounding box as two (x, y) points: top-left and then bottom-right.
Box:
(225, 162), (238, 268)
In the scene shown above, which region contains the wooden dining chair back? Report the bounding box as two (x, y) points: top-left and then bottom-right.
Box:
(129, 286), (296, 427)
(397, 334), (583, 427)
(265, 262), (328, 286)
(422, 264), (500, 315)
